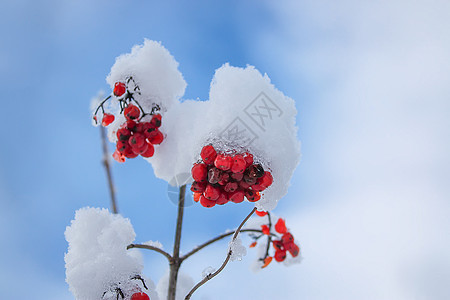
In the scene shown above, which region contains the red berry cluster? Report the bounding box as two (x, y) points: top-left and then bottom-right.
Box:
(271, 218), (300, 262)
(190, 145), (273, 208)
(112, 103), (164, 163)
(131, 292), (150, 300)
(249, 214), (300, 268)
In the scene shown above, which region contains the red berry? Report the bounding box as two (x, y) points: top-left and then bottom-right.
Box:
(229, 190), (245, 203)
(129, 133), (146, 148)
(284, 242), (300, 257)
(215, 192), (229, 205)
(101, 113), (115, 126)
(255, 210), (267, 217)
(199, 195), (216, 208)
(141, 142), (155, 157)
(113, 82), (126, 97)
(147, 129), (164, 145)
(243, 175), (257, 185)
(251, 184), (266, 192)
(249, 241), (257, 248)
(132, 142), (148, 155)
(239, 180), (251, 190)
(218, 172), (230, 185)
(131, 292), (150, 300)
(135, 122), (145, 133)
(124, 104), (141, 120)
(126, 120), (137, 131)
(123, 146), (138, 158)
(275, 218), (287, 234)
(274, 249), (287, 262)
(224, 182), (238, 193)
(207, 167), (221, 184)
(112, 149), (125, 163)
(142, 122), (156, 137)
(245, 190), (261, 202)
(262, 256), (273, 268)
(204, 184), (220, 201)
(116, 140), (130, 152)
(117, 128), (131, 141)
(214, 154), (233, 171)
(200, 145), (217, 165)
(281, 232), (294, 244)
(230, 172), (244, 181)
(247, 164), (265, 178)
(193, 192), (201, 202)
(261, 224), (270, 235)
(190, 181), (206, 193)
(272, 240), (284, 251)
(231, 155), (246, 173)
(191, 163), (208, 182)
(258, 171), (273, 188)
(243, 152), (253, 167)
(150, 114), (162, 128)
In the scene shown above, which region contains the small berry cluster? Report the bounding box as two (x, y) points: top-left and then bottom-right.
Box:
(190, 145), (273, 208)
(249, 213), (300, 268)
(112, 103), (164, 163)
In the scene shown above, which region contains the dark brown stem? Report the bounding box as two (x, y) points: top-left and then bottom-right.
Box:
(184, 207), (257, 300)
(127, 244), (173, 262)
(168, 185), (186, 300)
(100, 126), (118, 214)
(263, 213), (273, 259)
(180, 229), (274, 261)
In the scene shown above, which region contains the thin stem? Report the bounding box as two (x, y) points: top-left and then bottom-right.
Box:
(263, 213), (273, 259)
(100, 126), (118, 214)
(180, 229), (274, 261)
(127, 244), (173, 262)
(184, 207), (257, 300)
(168, 185), (186, 300)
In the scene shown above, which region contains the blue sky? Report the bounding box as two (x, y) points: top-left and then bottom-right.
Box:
(1, 0), (449, 299)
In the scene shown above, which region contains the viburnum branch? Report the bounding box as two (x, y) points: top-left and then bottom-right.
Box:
(168, 184), (187, 300)
(184, 207), (257, 300)
(93, 95), (112, 123)
(180, 229), (274, 261)
(100, 126), (118, 214)
(263, 212), (273, 260)
(127, 244), (173, 262)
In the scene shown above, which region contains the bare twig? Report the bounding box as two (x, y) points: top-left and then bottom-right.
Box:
(100, 126), (118, 214)
(127, 244), (173, 262)
(180, 229), (274, 261)
(184, 207), (257, 300)
(168, 185), (186, 300)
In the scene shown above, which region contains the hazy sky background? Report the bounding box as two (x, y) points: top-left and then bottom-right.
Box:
(1, 0), (449, 299)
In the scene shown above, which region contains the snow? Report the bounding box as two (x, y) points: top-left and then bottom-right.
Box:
(103, 39), (187, 144)
(64, 207), (158, 300)
(202, 266), (216, 278)
(156, 269), (194, 300)
(228, 236), (247, 261)
(147, 63), (300, 211)
(142, 240), (164, 250)
(98, 40), (300, 211)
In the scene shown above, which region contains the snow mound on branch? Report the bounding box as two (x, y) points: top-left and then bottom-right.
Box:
(229, 236), (247, 261)
(65, 207), (155, 300)
(150, 64), (300, 211)
(105, 39), (186, 143)
(107, 39), (186, 112)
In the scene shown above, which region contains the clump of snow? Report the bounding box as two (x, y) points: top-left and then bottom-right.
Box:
(228, 236), (247, 261)
(103, 39), (186, 144)
(142, 240), (164, 250)
(156, 269), (194, 300)
(201, 266), (216, 278)
(65, 207), (156, 300)
(148, 64), (300, 211)
(97, 40), (300, 211)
